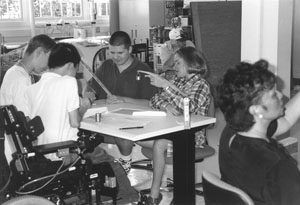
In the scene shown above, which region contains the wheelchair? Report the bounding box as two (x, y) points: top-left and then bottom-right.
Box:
(0, 105), (118, 205)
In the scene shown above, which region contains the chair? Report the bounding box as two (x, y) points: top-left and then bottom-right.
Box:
(202, 170), (254, 205)
(132, 39), (151, 66)
(92, 46), (110, 73)
(0, 105), (117, 205)
(132, 145), (215, 195)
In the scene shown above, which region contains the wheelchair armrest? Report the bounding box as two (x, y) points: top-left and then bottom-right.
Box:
(33, 140), (78, 155)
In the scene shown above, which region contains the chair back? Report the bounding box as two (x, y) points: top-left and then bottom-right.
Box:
(202, 170), (254, 205)
(131, 39), (150, 64)
(92, 46), (110, 73)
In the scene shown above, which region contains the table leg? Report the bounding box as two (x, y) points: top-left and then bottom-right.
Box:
(172, 128), (196, 205)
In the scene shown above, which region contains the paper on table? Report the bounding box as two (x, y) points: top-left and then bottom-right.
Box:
(83, 107), (108, 118)
(101, 114), (149, 129)
(110, 108), (143, 115)
(132, 111), (167, 117)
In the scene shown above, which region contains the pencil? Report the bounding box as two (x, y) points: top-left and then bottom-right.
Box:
(119, 126), (144, 130)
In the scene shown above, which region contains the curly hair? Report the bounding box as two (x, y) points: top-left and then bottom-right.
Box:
(217, 59), (276, 132)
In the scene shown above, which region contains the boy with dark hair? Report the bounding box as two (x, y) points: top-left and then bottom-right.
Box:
(84, 31), (157, 173)
(0, 34), (56, 162)
(0, 34), (56, 112)
(24, 43), (91, 160)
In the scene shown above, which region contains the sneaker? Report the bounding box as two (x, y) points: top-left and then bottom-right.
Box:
(145, 193), (163, 205)
(116, 158), (132, 174)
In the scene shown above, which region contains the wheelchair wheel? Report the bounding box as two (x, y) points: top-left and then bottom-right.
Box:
(2, 195), (55, 205)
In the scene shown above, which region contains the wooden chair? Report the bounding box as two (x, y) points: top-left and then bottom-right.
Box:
(131, 39), (150, 66)
(92, 46), (110, 73)
(202, 170), (254, 205)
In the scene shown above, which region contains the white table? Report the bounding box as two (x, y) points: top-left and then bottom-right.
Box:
(80, 100), (216, 205)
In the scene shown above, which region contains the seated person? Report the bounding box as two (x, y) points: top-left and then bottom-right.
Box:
(23, 43), (92, 161)
(140, 47), (211, 205)
(0, 34), (56, 162)
(217, 60), (300, 205)
(84, 31), (158, 173)
(160, 27), (195, 72)
(112, 47), (211, 204)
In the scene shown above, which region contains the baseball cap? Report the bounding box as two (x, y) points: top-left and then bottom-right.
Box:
(169, 27), (185, 40)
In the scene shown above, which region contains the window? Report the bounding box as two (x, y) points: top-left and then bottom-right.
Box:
(0, 0), (110, 21)
(33, 0), (82, 18)
(0, 0), (22, 20)
(95, 0), (110, 17)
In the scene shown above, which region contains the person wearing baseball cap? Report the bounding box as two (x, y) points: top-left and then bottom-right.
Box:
(160, 27), (195, 72)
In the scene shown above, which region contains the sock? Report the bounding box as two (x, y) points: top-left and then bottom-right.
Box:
(119, 154), (132, 161)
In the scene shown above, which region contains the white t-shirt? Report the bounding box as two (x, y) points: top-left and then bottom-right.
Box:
(24, 72), (80, 160)
(0, 65), (32, 112)
(0, 65), (32, 162)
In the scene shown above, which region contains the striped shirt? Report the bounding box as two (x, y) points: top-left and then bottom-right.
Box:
(149, 74), (211, 116)
(149, 74), (211, 146)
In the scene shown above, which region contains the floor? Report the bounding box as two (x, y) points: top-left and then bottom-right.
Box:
(99, 108), (226, 205)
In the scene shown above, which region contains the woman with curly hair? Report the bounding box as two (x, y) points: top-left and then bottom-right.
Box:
(217, 59), (300, 205)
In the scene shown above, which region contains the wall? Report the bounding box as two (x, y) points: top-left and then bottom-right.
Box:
(292, 0), (300, 79)
(149, 0), (165, 26)
(109, 0), (119, 34)
(241, 0), (293, 97)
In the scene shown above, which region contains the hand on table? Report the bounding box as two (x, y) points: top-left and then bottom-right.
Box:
(80, 97), (93, 109)
(106, 95), (124, 104)
(83, 91), (96, 103)
(166, 104), (181, 116)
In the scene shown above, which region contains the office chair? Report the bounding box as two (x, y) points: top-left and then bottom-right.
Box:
(202, 170), (254, 205)
(92, 46), (110, 73)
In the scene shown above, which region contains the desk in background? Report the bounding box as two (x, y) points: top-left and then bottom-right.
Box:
(60, 36), (110, 69)
(80, 100), (216, 205)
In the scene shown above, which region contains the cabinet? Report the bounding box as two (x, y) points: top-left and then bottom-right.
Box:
(118, 0), (165, 43)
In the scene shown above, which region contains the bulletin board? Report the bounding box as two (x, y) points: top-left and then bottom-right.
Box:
(191, 1), (241, 93)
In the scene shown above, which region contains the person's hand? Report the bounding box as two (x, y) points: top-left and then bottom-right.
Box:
(106, 95), (124, 104)
(63, 153), (79, 166)
(83, 91), (96, 103)
(146, 73), (169, 89)
(165, 104), (181, 116)
(80, 97), (92, 109)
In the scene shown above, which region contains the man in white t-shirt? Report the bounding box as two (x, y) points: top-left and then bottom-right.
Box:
(0, 34), (56, 162)
(24, 43), (92, 160)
